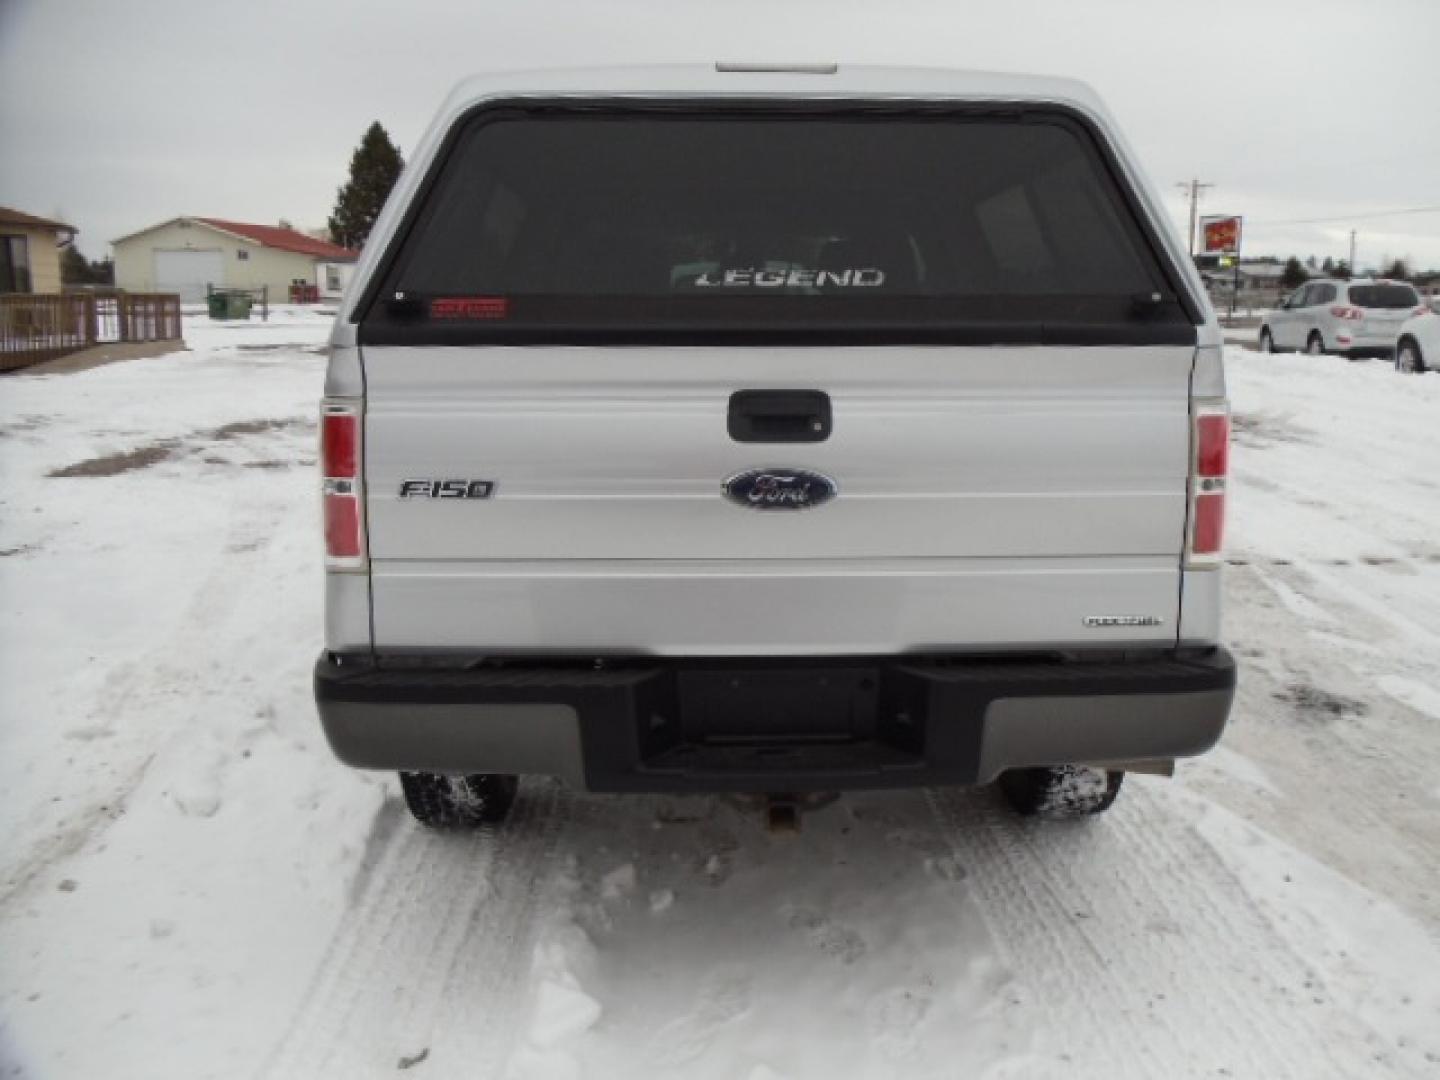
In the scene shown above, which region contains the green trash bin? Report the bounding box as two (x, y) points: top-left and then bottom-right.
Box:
(207, 290), (254, 320)
(226, 292), (253, 319)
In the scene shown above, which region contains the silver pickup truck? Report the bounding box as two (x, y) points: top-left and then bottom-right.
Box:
(314, 64), (1235, 828)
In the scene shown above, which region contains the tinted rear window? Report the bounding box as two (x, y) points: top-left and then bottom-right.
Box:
(362, 107), (1192, 344)
(1348, 284), (1419, 309)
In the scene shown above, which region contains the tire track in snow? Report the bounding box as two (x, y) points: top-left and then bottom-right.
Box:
(258, 781), (568, 1079)
(423, 782), (576, 1076)
(258, 808), (453, 1078)
(929, 784), (1385, 1078)
(1280, 559), (1440, 654)
(1064, 787), (1376, 1075)
(1226, 559), (1440, 928)
(925, 787), (1147, 1077)
(1, 491), (289, 908)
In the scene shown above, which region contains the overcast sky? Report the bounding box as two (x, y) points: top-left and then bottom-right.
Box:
(3, 0), (1439, 271)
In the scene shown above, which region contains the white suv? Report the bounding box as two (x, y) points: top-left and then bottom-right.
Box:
(1394, 300), (1440, 374)
(313, 65), (1235, 828)
(1260, 278), (1424, 358)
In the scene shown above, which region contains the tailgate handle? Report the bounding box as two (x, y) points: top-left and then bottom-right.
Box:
(728, 390), (831, 443)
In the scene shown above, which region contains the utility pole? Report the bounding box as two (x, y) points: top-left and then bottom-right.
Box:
(1177, 178), (1215, 256)
(1349, 230), (1357, 276)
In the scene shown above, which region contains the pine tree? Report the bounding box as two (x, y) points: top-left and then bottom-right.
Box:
(59, 245), (115, 286)
(60, 245), (89, 284)
(1384, 257), (1410, 281)
(328, 122), (404, 251)
(1280, 256), (1307, 289)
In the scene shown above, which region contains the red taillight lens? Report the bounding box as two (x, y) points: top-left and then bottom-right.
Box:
(1192, 492), (1225, 556)
(324, 493), (362, 558)
(321, 402), (364, 567)
(1196, 414), (1229, 477)
(1188, 404), (1229, 567)
(322, 412), (357, 478)
(1329, 305), (1363, 321)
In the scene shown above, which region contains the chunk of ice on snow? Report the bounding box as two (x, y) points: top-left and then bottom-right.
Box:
(528, 978), (602, 1048)
(171, 786), (221, 819)
(600, 863), (636, 900)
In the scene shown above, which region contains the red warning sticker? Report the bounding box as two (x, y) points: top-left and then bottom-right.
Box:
(430, 296), (509, 320)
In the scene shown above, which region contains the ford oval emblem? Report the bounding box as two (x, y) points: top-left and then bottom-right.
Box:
(723, 467), (837, 511)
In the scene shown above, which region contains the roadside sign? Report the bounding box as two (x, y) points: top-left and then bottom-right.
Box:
(1200, 215), (1243, 256)
(1199, 215), (1244, 318)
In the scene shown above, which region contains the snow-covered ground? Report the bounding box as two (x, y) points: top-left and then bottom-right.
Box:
(1, 314), (1438, 1079)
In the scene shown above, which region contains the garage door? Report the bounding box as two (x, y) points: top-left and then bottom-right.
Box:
(154, 249), (224, 303)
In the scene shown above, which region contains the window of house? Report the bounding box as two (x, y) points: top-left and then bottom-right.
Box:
(0, 235), (32, 293)
(325, 265), (342, 292)
(237, 249), (249, 261)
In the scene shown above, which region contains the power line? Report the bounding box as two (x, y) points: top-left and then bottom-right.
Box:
(1248, 205), (1440, 227)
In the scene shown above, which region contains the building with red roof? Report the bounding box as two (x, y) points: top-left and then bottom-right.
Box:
(112, 216), (359, 302)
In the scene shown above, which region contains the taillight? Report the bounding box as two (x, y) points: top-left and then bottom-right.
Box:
(1187, 403), (1229, 567)
(325, 495), (362, 558)
(321, 400), (365, 569)
(1195, 414), (1229, 477)
(1329, 305), (1363, 321)
(1192, 492), (1225, 556)
(322, 412), (357, 477)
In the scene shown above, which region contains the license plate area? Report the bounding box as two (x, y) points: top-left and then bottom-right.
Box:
(677, 667), (879, 744)
(627, 663), (932, 784)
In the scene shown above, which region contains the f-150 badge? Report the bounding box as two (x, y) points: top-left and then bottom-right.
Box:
(399, 479), (495, 499)
(724, 468), (836, 510)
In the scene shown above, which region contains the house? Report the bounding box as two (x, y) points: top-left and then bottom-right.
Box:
(0, 206), (76, 294)
(1234, 263), (1292, 290)
(1201, 261), (1308, 295)
(112, 216), (358, 302)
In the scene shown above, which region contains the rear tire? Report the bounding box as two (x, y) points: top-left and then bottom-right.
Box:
(399, 771), (519, 829)
(1259, 327), (1276, 353)
(1397, 338), (1426, 374)
(998, 765), (1124, 819)
(1305, 331), (1325, 356)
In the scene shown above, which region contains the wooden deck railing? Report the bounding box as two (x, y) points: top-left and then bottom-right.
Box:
(1, 291), (183, 372)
